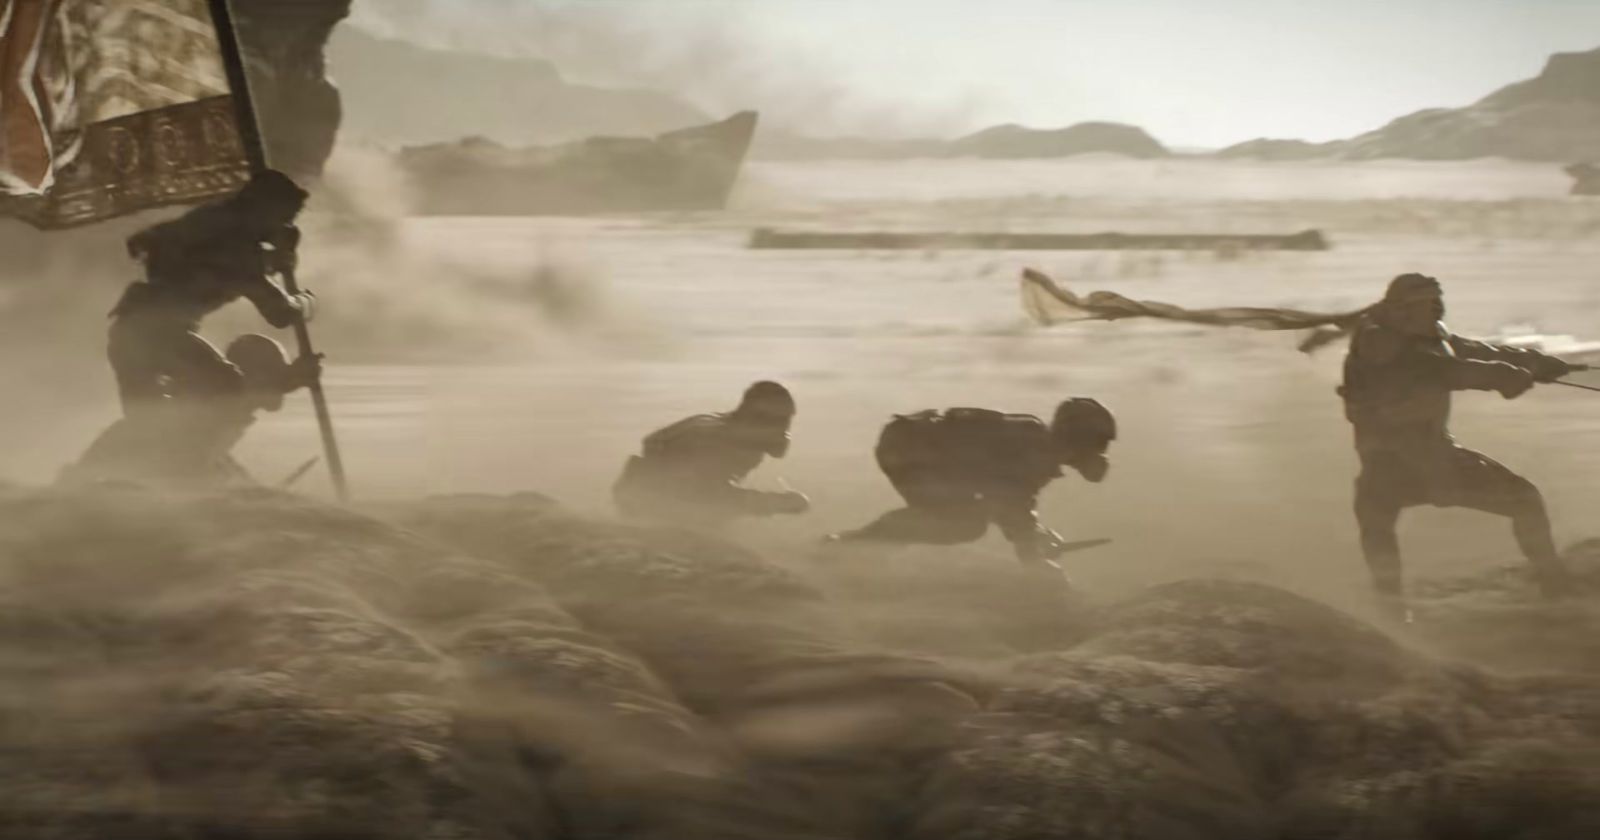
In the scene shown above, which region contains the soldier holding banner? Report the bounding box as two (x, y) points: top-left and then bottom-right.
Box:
(110, 169), (316, 415)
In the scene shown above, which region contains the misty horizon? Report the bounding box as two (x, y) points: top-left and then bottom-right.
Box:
(344, 0), (1600, 149)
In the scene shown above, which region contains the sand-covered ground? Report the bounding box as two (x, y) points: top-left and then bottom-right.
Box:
(1, 156), (1598, 837)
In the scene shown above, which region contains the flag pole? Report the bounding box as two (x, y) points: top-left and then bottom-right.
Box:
(207, 0), (350, 502)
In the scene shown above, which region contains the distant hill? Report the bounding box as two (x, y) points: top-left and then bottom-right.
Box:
(947, 122), (1166, 158)
(1213, 139), (1337, 161)
(1220, 46), (1600, 162)
(753, 121), (1167, 160)
(327, 27), (710, 146)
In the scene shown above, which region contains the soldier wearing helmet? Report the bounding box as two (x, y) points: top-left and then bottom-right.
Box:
(827, 398), (1116, 570)
(613, 381), (811, 527)
(61, 334), (320, 489)
(1340, 273), (1580, 620)
(110, 169), (318, 417)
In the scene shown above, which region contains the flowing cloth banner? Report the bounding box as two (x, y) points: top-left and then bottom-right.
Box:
(1020, 267), (1371, 352)
(0, 0), (248, 228)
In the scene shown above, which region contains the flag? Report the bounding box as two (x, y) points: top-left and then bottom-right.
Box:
(1020, 268), (1370, 352)
(0, 0), (249, 228)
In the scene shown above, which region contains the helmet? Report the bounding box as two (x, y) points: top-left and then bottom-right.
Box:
(1380, 273), (1446, 337)
(1051, 397), (1116, 448)
(226, 333), (291, 391)
(739, 380), (796, 416)
(1383, 273), (1442, 304)
(238, 169), (309, 207)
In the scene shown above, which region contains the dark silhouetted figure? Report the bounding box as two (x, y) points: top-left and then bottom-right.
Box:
(1566, 162), (1599, 196)
(1340, 273), (1579, 621)
(62, 334), (321, 489)
(613, 381), (810, 527)
(110, 170), (316, 417)
(829, 398), (1116, 570)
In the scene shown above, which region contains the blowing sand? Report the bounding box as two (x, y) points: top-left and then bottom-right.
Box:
(0, 156), (1597, 837)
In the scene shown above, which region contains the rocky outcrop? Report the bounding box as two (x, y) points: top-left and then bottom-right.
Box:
(0, 486), (1596, 838)
(233, 0), (355, 178)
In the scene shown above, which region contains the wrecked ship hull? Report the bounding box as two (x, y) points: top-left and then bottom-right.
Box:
(398, 111), (759, 216)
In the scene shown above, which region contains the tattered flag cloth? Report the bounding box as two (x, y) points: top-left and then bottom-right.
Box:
(1020, 268), (1370, 352)
(0, 0), (248, 228)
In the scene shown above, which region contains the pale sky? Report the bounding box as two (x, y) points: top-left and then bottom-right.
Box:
(352, 0), (1600, 148)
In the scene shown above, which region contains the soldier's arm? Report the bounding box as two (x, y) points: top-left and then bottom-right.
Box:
(1449, 336), (1573, 382)
(241, 275), (313, 329)
(703, 482), (809, 516)
(1359, 329), (1527, 393)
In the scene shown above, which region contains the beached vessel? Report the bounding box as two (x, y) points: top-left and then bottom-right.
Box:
(398, 112), (759, 215)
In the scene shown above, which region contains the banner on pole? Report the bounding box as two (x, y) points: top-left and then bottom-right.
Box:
(0, 0), (249, 228)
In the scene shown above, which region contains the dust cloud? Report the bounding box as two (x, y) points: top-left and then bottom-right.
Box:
(345, 0), (981, 141)
(4, 99), (1600, 840)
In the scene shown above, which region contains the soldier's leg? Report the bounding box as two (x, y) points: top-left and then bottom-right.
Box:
(168, 329), (246, 400)
(837, 501), (990, 546)
(835, 465), (990, 546)
(1354, 467), (1408, 619)
(1449, 448), (1574, 596)
(834, 417), (986, 545)
(107, 316), (168, 415)
(109, 318), (244, 415)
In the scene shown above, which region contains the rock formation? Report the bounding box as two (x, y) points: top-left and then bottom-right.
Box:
(0, 485), (1595, 838)
(233, 0), (355, 179)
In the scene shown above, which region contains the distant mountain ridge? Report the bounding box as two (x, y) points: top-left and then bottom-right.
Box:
(328, 27), (710, 146)
(754, 121), (1168, 160)
(328, 26), (1596, 164)
(1221, 46), (1600, 161)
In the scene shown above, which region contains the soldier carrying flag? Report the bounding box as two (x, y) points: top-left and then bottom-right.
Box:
(0, 0), (346, 497)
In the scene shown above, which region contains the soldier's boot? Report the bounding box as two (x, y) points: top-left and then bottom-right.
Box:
(1365, 551), (1412, 625)
(1525, 548), (1578, 600)
(1374, 584), (1412, 625)
(1014, 537), (1074, 588)
(1508, 491), (1580, 599)
(1356, 493), (1410, 623)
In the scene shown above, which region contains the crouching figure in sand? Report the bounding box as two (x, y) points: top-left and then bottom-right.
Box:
(827, 398), (1116, 573)
(1341, 273), (1581, 620)
(613, 381), (811, 527)
(62, 334), (322, 489)
(109, 169), (316, 417)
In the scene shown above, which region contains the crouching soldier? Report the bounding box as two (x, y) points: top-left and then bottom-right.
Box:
(828, 398), (1116, 571)
(1341, 273), (1581, 621)
(62, 334), (321, 489)
(613, 381), (811, 527)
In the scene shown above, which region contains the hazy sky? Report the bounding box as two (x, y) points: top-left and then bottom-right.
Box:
(352, 0), (1600, 148)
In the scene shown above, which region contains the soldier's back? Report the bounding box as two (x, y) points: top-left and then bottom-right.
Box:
(1341, 317), (1454, 446)
(641, 413), (730, 457)
(882, 408), (1056, 484)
